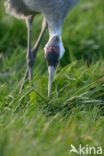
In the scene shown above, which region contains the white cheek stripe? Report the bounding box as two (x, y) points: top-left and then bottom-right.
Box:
(59, 38), (65, 59)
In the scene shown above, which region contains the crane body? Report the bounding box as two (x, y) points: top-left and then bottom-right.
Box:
(5, 0), (80, 96)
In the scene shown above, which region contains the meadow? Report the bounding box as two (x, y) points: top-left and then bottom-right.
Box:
(0, 0), (104, 156)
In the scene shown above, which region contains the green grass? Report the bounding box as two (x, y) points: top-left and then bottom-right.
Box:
(0, 0), (104, 156)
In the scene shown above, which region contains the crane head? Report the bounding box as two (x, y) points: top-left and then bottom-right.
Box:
(45, 35), (65, 97)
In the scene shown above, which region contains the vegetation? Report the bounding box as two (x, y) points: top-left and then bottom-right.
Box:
(0, 0), (104, 155)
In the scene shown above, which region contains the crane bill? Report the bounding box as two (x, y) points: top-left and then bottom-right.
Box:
(48, 66), (55, 97)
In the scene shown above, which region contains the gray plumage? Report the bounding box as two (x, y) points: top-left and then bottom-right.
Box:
(5, 0), (80, 34)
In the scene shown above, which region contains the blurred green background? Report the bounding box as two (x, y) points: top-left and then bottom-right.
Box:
(0, 0), (104, 156)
